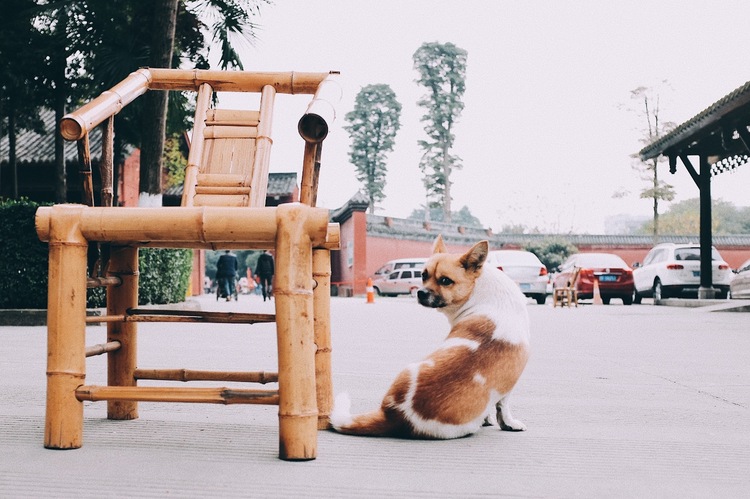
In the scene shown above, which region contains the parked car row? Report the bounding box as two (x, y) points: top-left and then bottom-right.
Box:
(370, 242), (750, 303)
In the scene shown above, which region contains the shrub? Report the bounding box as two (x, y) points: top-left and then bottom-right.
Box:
(0, 199), (193, 309)
(0, 199), (51, 309)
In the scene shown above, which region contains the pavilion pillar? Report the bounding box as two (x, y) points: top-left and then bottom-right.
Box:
(698, 155), (715, 299)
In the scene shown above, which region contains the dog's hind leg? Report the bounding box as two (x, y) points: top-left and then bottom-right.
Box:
(496, 395), (526, 432)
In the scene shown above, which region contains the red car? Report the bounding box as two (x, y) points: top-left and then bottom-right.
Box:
(554, 253), (635, 305)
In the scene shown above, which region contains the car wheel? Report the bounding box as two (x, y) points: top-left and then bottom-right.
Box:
(653, 279), (665, 301)
(602, 297), (611, 305)
(716, 290), (728, 300)
(632, 290), (642, 304)
(623, 294), (633, 305)
(373, 286), (382, 296)
(535, 294), (547, 305)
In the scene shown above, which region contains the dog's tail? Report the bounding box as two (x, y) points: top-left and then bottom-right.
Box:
(329, 393), (407, 437)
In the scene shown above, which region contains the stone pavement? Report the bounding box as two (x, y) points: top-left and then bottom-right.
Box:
(1, 294), (749, 498)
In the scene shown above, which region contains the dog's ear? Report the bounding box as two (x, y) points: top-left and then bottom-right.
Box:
(460, 240), (488, 272)
(432, 234), (447, 254)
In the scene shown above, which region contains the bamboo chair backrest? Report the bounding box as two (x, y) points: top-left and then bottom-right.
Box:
(568, 267), (581, 288)
(183, 84), (276, 208)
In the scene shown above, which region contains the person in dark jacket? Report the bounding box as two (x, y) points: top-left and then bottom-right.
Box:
(216, 250), (239, 301)
(255, 250), (275, 301)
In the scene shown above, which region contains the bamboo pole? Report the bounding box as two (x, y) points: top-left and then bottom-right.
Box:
(76, 386), (279, 405)
(60, 68), (152, 141)
(298, 74), (343, 143)
(299, 142), (321, 206)
(134, 369), (278, 384)
(146, 68), (333, 94)
(44, 205), (88, 449)
(312, 248), (333, 429)
(248, 85), (276, 207)
(182, 83), (213, 207)
(86, 276), (122, 288)
(36, 205), (331, 248)
(86, 341), (121, 357)
(100, 116), (114, 207)
(106, 245), (139, 420)
(77, 134), (94, 206)
(274, 204), (318, 460)
(126, 309), (275, 323)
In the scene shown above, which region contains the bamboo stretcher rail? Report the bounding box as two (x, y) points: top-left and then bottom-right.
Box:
(129, 309), (275, 323)
(36, 204), (333, 249)
(75, 386), (280, 405)
(134, 368), (278, 384)
(61, 68), (339, 141)
(86, 276), (122, 288)
(85, 341), (121, 357)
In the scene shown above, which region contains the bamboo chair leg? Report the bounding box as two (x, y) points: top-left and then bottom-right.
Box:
(313, 248), (333, 430)
(274, 205), (318, 460)
(45, 205), (88, 449)
(107, 246), (139, 420)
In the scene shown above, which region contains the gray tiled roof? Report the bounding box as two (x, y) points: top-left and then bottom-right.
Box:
(0, 108), (102, 164)
(639, 80), (750, 161)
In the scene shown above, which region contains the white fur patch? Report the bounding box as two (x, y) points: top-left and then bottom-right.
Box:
(473, 372), (486, 385)
(439, 337), (480, 351)
(330, 392), (353, 429)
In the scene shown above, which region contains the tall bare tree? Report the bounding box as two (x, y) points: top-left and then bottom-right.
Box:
(625, 84), (677, 241)
(413, 41), (467, 223)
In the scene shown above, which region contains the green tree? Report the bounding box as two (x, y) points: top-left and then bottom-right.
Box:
(413, 41), (467, 223)
(344, 84), (402, 214)
(637, 197), (750, 235)
(408, 205), (482, 227)
(524, 238), (578, 272)
(618, 83), (677, 242)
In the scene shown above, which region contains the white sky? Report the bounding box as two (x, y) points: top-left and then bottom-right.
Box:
(222, 0), (750, 233)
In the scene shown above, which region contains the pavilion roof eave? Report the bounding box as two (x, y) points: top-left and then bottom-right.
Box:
(638, 80), (750, 161)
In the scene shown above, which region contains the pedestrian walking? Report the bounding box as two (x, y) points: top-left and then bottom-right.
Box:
(255, 250), (275, 301)
(216, 250), (239, 301)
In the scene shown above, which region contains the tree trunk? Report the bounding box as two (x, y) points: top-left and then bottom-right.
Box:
(442, 142), (452, 223)
(652, 158), (659, 244)
(138, 0), (179, 207)
(9, 106), (18, 198)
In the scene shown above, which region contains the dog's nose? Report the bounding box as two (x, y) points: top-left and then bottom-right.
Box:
(417, 289), (428, 301)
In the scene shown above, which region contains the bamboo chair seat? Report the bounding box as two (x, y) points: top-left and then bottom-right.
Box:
(38, 68), (342, 461)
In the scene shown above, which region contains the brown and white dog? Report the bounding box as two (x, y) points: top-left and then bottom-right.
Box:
(330, 235), (530, 439)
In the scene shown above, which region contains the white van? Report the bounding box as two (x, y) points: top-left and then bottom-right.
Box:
(372, 258), (428, 278)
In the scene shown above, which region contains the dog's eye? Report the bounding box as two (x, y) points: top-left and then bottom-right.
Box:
(421, 270), (428, 282)
(438, 276), (454, 286)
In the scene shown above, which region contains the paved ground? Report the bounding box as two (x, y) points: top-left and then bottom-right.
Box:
(1, 294), (749, 498)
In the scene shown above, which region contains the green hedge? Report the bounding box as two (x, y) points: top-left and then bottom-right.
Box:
(0, 199), (193, 309)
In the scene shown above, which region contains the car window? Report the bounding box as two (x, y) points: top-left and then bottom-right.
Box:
(388, 271), (399, 280)
(401, 271), (412, 278)
(643, 249), (658, 266)
(674, 248), (700, 261)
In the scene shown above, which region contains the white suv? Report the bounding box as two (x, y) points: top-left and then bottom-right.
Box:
(632, 243), (732, 302)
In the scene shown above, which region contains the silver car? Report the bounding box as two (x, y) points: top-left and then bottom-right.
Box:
(486, 250), (549, 304)
(730, 259), (750, 299)
(372, 268), (423, 297)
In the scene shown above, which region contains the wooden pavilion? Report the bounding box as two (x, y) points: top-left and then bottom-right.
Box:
(639, 81), (750, 298)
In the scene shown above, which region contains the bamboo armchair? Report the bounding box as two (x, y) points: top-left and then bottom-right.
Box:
(35, 68), (341, 461)
(553, 267), (580, 308)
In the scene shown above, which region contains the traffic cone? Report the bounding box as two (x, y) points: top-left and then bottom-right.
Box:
(366, 278), (375, 304)
(593, 279), (603, 305)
